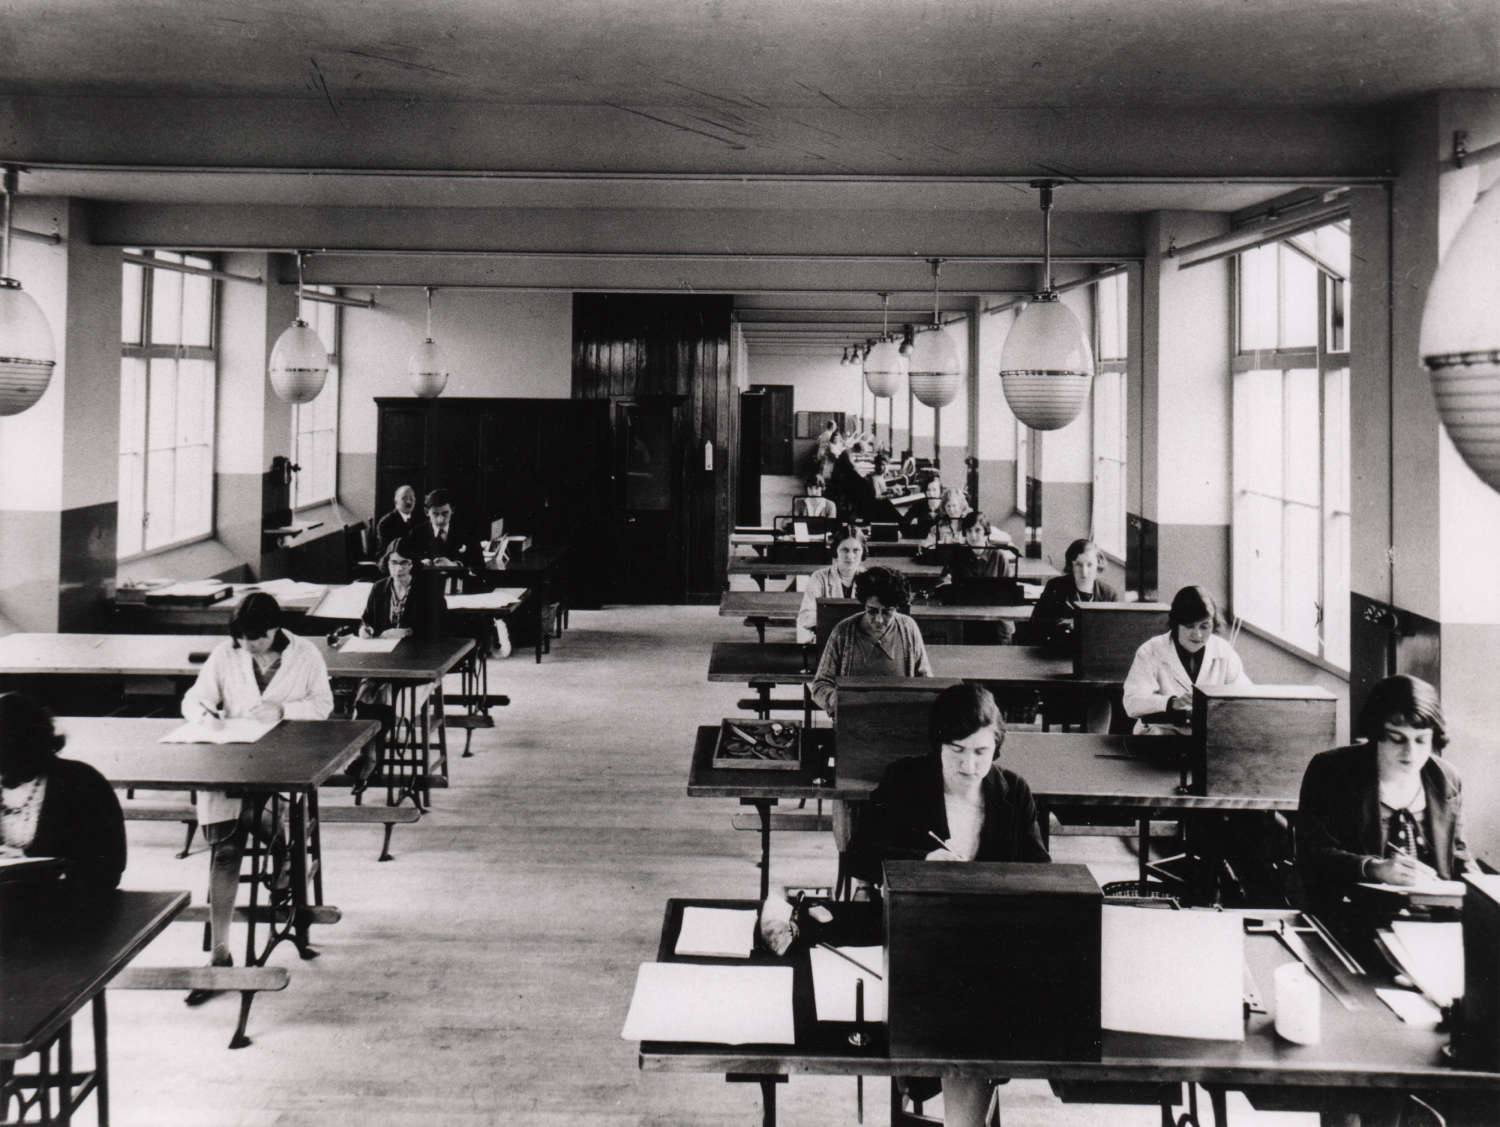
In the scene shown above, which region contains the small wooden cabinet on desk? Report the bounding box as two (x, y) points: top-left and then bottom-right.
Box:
(1190, 683), (1339, 797)
(375, 397), (611, 607)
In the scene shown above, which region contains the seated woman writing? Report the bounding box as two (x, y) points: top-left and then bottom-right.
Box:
(1122, 584), (1249, 735)
(809, 565), (932, 719)
(180, 593), (333, 1001)
(795, 526), (865, 645)
(0, 692), (125, 891)
(1027, 538), (1119, 649)
(850, 683), (1048, 1127)
(1296, 674), (1469, 918)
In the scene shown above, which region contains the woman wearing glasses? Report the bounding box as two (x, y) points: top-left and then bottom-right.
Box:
(809, 565), (932, 719)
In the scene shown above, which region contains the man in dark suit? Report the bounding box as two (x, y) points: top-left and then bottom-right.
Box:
(405, 488), (486, 579)
(375, 484), (419, 551)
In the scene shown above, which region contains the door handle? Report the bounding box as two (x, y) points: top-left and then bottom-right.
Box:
(626, 516), (638, 525)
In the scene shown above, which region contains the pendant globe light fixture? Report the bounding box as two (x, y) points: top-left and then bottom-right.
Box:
(999, 181), (1094, 430)
(0, 166), (56, 417)
(863, 292), (906, 399)
(1420, 183), (1500, 492)
(907, 259), (962, 410)
(409, 286), (449, 398)
(268, 251), (329, 405)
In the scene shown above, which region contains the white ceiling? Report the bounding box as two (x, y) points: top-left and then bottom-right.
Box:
(4, 0), (1494, 349)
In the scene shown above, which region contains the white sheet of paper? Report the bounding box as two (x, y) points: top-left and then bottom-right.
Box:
(159, 718), (276, 745)
(793, 521), (812, 542)
(340, 636), (402, 653)
(1101, 906), (1244, 1040)
(1375, 987), (1443, 1028)
(620, 962), (795, 1044)
(1358, 879), (1466, 898)
(1389, 921), (1463, 1006)
(311, 583), (374, 621)
(674, 907), (758, 958)
(810, 945), (886, 1022)
(447, 589), (527, 611)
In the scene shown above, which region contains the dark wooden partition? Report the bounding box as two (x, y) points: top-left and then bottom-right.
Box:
(374, 397), (612, 607)
(1073, 602), (1170, 679)
(572, 294), (735, 601)
(1190, 683), (1339, 797)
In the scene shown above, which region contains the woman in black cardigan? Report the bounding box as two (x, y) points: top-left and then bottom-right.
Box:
(360, 535), (446, 641)
(0, 692), (125, 890)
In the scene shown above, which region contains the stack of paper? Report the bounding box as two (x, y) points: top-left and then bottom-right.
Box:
(310, 583), (373, 621)
(1377, 921), (1463, 1007)
(339, 636), (402, 654)
(160, 718), (277, 745)
(810, 945), (886, 1022)
(1101, 906), (1245, 1040)
(621, 963), (795, 1044)
(674, 907), (757, 958)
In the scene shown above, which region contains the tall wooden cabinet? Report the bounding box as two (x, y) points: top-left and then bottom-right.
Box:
(374, 397), (613, 607)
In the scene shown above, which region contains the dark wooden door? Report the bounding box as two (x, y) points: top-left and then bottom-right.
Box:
(614, 397), (685, 602)
(753, 384), (794, 475)
(738, 390), (764, 525)
(376, 406), (428, 523)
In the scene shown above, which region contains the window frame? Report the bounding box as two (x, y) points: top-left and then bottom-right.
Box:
(1229, 223), (1351, 670)
(117, 251), (219, 561)
(290, 286), (341, 511)
(1090, 271), (1128, 562)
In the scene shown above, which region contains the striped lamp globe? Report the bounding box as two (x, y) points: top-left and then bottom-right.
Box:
(863, 339), (905, 398)
(907, 328), (962, 407)
(998, 295), (1094, 430)
(0, 278), (55, 416)
(409, 338), (449, 398)
(268, 319), (329, 405)
(1420, 184), (1500, 492)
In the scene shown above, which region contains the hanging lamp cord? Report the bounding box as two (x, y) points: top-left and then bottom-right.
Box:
(1036, 180), (1056, 295)
(0, 166), (16, 281)
(425, 286), (435, 341)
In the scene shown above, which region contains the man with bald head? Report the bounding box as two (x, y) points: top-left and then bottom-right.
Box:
(376, 484), (418, 552)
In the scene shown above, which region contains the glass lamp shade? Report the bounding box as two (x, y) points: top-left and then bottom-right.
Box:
(268, 319), (329, 405)
(0, 279), (56, 416)
(998, 295), (1094, 430)
(863, 340), (906, 398)
(1420, 185), (1500, 491)
(907, 328), (962, 407)
(409, 338), (449, 398)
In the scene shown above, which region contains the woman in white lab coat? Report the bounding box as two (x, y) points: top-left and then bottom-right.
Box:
(1122, 585), (1249, 735)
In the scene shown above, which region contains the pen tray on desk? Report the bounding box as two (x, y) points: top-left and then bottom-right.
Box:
(713, 719), (804, 770)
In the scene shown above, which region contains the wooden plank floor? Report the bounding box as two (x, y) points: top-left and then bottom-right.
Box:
(99, 605), (1313, 1126)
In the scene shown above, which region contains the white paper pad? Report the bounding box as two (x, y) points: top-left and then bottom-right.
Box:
(810, 945), (887, 1022)
(1388, 921), (1463, 1006)
(339, 636), (402, 653)
(1101, 906), (1245, 1040)
(1375, 987), (1443, 1028)
(447, 588), (527, 611)
(160, 718), (276, 745)
(242, 578), (327, 601)
(310, 583), (374, 621)
(1358, 879), (1466, 898)
(620, 963), (795, 1044)
(1020, 583), (1043, 600)
(674, 907), (757, 958)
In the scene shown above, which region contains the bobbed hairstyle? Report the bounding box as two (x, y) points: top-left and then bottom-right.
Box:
(929, 682), (1004, 756)
(960, 510), (990, 537)
(828, 525), (867, 563)
(1064, 538), (1102, 568)
(0, 692), (66, 784)
(230, 592), (282, 642)
(379, 534), (425, 574)
(1168, 585), (1221, 631)
(853, 565), (910, 611)
(423, 487), (452, 510)
(1357, 674), (1448, 751)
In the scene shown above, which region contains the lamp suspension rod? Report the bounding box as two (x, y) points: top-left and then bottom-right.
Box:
(294, 251), (306, 322)
(1034, 179), (1056, 294)
(425, 285), (435, 338)
(1, 165), (16, 280)
(121, 251), (263, 286)
(879, 291), (890, 338)
(928, 259), (943, 327)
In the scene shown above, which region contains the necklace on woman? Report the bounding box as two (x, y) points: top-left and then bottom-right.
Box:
(1, 776), (47, 849)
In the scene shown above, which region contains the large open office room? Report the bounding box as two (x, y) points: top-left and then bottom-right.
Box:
(2, 1), (1500, 1125)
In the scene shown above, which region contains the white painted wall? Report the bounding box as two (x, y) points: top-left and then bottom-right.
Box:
(339, 289), (571, 455)
(744, 351), (860, 415)
(976, 306), (1020, 461)
(0, 197), (68, 511)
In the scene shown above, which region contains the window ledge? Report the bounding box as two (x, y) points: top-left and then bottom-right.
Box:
(1232, 617), (1350, 680)
(117, 537), (248, 584)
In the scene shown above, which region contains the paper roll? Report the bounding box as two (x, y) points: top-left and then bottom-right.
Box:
(1273, 961), (1322, 1045)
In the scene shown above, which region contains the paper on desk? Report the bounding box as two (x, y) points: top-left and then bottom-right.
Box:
(674, 907), (757, 958)
(310, 583), (373, 621)
(447, 589), (527, 611)
(810, 945), (887, 1022)
(1387, 921), (1463, 1006)
(1020, 584), (1043, 601)
(339, 636), (402, 653)
(160, 718), (276, 745)
(243, 578), (326, 600)
(1358, 879), (1466, 898)
(621, 962), (795, 1044)
(1375, 988), (1443, 1028)
(1101, 906), (1244, 1040)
